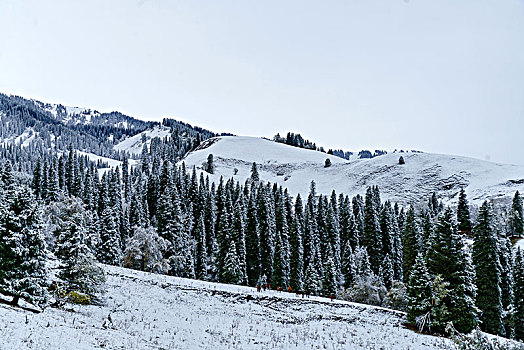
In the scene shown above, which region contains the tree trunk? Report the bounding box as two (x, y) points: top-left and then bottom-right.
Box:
(11, 295), (20, 306)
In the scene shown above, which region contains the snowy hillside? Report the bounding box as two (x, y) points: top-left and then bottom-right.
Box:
(114, 125), (172, 157)
(0, 265), (453, 350)
(182, 136), (524, 205)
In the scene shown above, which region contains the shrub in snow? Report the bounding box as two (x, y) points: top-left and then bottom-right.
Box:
(324, 158), (331, 168)
(382, 281), (407, 312)
(342, 273), (387, 306)
(399, 156), (405, 165)
(123, 226), (169, 274)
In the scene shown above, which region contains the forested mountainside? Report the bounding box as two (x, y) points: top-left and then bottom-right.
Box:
(0, 94), (524, 348)
(0, 93), (215, 167)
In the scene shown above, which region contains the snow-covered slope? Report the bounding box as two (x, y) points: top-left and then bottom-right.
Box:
(114, 126), (172, 157)
(182, 136), (524, 205)
(0, 265), (452, 349)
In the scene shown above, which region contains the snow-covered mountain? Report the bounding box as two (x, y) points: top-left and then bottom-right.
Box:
(0, 265), (454, 349)
(182, 136), (524, 205)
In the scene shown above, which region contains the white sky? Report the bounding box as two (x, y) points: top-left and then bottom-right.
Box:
(1, 0), (523, 165)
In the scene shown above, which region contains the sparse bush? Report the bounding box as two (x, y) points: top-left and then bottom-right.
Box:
(383, 281), (407, 312)
(68, 291), (91, 305)
(342, 273), (387, 306)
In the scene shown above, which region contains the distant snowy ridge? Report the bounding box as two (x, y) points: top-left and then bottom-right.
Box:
(182, 136), (524, 205)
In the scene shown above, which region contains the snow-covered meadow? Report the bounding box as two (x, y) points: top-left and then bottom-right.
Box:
(0, 265), (453, 349)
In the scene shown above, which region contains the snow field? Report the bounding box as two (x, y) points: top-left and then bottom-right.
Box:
(182, 136), (524, 205)
(0, 265), (453, 350)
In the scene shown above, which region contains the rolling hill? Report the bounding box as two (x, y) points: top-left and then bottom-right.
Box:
(181, 136), (524, 206)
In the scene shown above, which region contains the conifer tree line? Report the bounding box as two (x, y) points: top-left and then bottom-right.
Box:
(12, 135), (524, 339)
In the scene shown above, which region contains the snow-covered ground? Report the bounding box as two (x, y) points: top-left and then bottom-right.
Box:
(0, 265), (453, 350)
(182, 136), (524, 205)
(114, 126), (172, 157)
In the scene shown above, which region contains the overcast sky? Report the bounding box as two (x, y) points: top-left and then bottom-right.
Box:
(1, 0), (523, 164)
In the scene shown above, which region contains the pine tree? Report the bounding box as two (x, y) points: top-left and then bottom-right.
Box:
(194, 214), (208, 280)
(457, 188), (472, 233)
(499, 237), (514, 337)
(304, 261), (321, 296)
(250, 162), (259, 183)
(473, 201), (504, 336)
(0, 186), (49, 306)
(31, 158), (42, 198)
(205, 154), (214, 174)
(221, 241), (242, 284)
(406, 254), (432, 326)
(380, 254), (394, 290)
(342, 243), (356, 289)
(289, 194), (304, 291)
(245, 190), (260, 286)
(510, 191), (524, 237)
(322, 250), (337, 297)
(271, 231), (290, 289)
(58, 218), (105, 302)
(257, 186), (275, 282)
(402, 206), (421, 282)
(426, 207), (478, 334)
(513, 249), (524, 341)
(47, 159), (60, 202)
(232, 198), (247, 284)
(97, 206), (122, 265)
(362, 186), (382, 274)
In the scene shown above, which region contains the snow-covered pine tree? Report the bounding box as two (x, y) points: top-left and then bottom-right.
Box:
(342, 243), (356, 289)
(322, 249), (337, 297)
(221, 240), (242, 284)
(426, 207), (478, 334)
(215, 190), (233, 279)
(473, 201), (504, 336)
(47, 158), (60, 202)
(31, 158), (42, 198)
(325, 203), (341, 279)
(457, 188), (472, 233)
(510, 191), (524, 237)
(304, 260), (321, 296)
(0, 185), (49, 307)
(245, 190), (260, 286)
(250, 162), (259, 183)
(362, 187), (383, 274)
(232, 198), (247, 284)
(205, 154), (214, 174)
(513, 248), (524, 341)
(499, 236), (514, 337)
(57, 216), (105, 303)
(380, 201), (394, 268)
(97, 206), (122, 266)
(271, 231), (290, 289)
(194, 213), (208, 280)
(406, 253), (432, 327)
(289, 194), (304, 291)
(257, 185), (275, 282)
(402, 206), (421, 282)
(380, 254), (394, 290)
